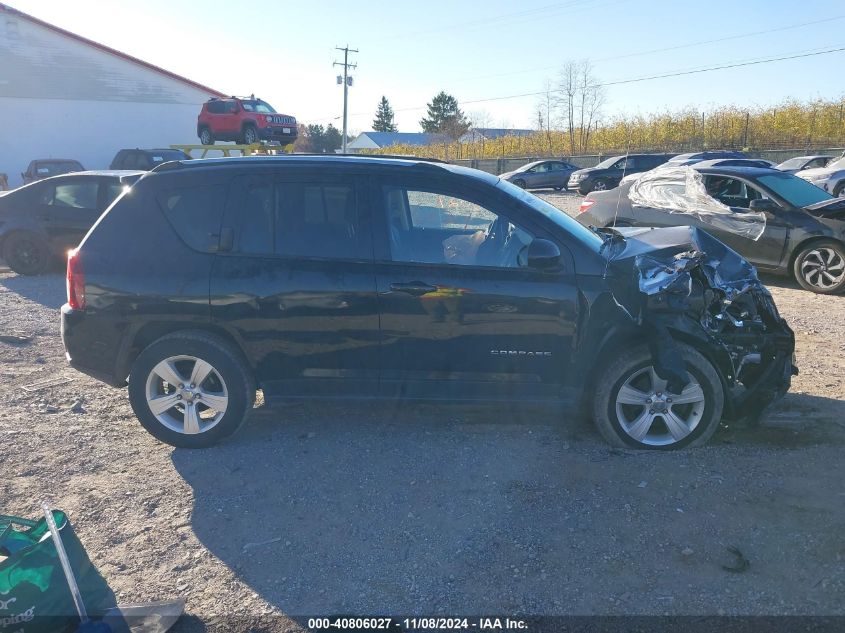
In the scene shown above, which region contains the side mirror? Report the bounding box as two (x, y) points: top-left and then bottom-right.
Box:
(527, 238), (561, 270)
(749, 198), (779, 212)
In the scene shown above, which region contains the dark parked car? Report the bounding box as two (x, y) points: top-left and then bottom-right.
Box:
(666, 151), (747, 166)
(499, 160), (579, 191)
(577, 162), (845, 293)
(109, 148), (190, 171)
(0, 171), (142, 275)
(61, 156), (794, 450)
(568, 154), (673, 194)
(776, 155), (835, 174)
(21, 159), (85, 184)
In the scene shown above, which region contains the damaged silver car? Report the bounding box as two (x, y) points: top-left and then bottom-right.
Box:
(578, 163), (845, 294)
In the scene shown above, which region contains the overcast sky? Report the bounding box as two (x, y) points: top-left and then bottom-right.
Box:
(11, 0), (845, 134)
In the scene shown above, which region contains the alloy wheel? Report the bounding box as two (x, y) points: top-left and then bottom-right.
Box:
(144, 355), (228, 435)
(593, 180), (607, 191)
(615, 366), (706, 446)
(800, 247), (845, 290)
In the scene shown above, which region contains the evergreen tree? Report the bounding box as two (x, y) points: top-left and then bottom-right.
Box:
(372, 96), (398, 132)
(420, 91), (470, 139)
(323, 124), (343, 152)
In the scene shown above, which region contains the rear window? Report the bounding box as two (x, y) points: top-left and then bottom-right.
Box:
(157, 185), (226, 252)
(149, 151), (188, 165)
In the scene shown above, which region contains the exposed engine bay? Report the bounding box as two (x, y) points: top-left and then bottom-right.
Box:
(604, 225), (797, 420)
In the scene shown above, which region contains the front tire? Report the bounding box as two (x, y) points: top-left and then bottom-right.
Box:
(3, 231), (50, 275)
(833, 182), (844, 197)
(513, 179), (526, 189)
(592, 344), (724, 450)
(792, 240), (845, 294)
(242, 126), (259, 145)
(128, 331), (255, 448)
(592, 179), (608, 192)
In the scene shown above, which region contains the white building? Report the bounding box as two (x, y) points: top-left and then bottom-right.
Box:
(345, 132), (447, 153)
(0, 3), (225, 187)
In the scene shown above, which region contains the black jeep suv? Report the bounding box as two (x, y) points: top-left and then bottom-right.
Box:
(568, 153), (674, 194)
(61, 156), (795, 449)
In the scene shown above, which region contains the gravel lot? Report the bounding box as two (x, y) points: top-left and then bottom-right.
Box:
(1, 190), (844, 628)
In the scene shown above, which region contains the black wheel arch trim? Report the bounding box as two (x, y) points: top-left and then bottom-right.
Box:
(115, 321), (257, 389)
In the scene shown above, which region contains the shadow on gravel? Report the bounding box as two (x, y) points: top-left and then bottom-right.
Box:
(171, 397), (845, 617)
(0, 271), (66, 309)
(757, 273), (803, 292)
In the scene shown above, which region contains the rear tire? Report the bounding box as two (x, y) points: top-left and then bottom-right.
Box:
(199, 127), (214, 145)
(592, 344), (724, 450)
(792, 240), (845, 294)
(128, 331), (255, 448)
(3, 231), (50, 275)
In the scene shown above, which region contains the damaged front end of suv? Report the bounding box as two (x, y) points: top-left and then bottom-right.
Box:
(602, 225), (797, 422)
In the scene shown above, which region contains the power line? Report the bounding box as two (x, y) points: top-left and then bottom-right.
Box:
(381, 0), (605, 41)
(598, 44), (845, 87)
(301, 44), (845, 125)
(452, 15), (845, 83)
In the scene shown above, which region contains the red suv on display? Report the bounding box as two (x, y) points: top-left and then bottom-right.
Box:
(197, 96), (298, 146)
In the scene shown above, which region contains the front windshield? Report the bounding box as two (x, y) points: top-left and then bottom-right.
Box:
(826, 157), (845, 170)
(777, 157), (808, 169)
(242, 100), (276, 113)
(593, 156), (622, 169)
(757, 173), (833, 207)
(36, 161), (81, 176)
(496, 179), (604, 251)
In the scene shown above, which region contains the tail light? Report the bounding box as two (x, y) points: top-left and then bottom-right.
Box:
(67, 249), (85, 310)
(578, 199), (596, 214)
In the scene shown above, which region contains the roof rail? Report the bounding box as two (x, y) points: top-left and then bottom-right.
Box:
(350, 154), (446, 164)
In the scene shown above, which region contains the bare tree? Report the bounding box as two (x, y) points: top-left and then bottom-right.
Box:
(467, 110), (492, 157)
(577, 61), (605, 153)
(535, 80), (555, 154)
(556, 62), (578, 155)
(554, 60), (604, 155)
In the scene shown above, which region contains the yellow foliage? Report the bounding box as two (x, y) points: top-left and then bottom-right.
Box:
(364, 97), (845, 159)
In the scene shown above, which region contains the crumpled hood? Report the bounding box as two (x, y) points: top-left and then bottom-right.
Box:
(606, 225), (759, 302)
(598, 225), (795, 406)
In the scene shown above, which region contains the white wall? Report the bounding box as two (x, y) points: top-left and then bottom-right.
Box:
(0, 97), (206, 186)
(0, 10), (224, 187)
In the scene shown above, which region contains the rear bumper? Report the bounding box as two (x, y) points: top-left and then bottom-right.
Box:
(61, 304), (126, 387)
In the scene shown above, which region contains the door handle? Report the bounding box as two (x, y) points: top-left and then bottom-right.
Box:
(389, 281), (438, 296)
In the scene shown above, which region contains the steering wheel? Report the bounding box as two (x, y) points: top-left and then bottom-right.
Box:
(476, 217), (509, 265)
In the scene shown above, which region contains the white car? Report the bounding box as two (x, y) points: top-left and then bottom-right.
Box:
(798, 156), (845, 197)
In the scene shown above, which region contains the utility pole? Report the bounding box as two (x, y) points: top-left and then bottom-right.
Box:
(334, 45), (358, 154)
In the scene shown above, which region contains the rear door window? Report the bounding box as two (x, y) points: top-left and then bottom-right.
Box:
(40, 180), (98, 209)
(157, 184), (226, 252)
(227, 174), (371, 261)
